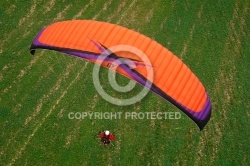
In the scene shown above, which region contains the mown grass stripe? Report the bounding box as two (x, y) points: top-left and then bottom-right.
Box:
(194, 1), (246, 165)
(73, 0), (94, 19)
(92, 0), (113, 20)
(8, 62), (88, 166)
(117, 0), (137, 24)
(1, 3), (76, 162)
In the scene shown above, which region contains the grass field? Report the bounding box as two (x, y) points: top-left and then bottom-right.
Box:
(0, 0), (249, 165)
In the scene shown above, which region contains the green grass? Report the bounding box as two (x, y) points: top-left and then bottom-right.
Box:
(0, 0), (249, 165)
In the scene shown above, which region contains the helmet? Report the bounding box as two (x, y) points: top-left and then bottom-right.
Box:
(105, 130), (110, 135)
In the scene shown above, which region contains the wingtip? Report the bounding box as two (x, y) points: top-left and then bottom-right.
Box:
(198, 111), (212, 131)
(30, 49), (36, 55)
(30, 44), (36, 55)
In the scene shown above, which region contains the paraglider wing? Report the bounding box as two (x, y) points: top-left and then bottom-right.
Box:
(30, 20), (212, 130)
